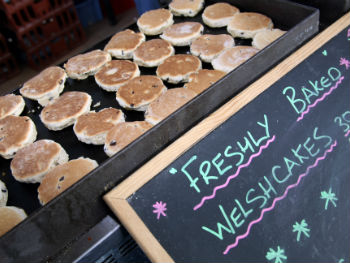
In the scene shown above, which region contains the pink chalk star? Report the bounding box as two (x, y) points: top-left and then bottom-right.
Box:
(339, 57), (350, 70)
(153, 201), (167, 220)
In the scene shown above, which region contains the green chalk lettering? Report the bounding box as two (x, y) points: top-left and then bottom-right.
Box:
(272, 165), (291, 184)
(230, 207), (244, 228)
(258, 176), (277, 199)
(181, 155), (200, 193)
(212, 153), (232, 176)
(283, 86), (306, 114)
(320, 76), (330, 88)
(342, 111), (350, 123)
(291, 144), (309, 164)
(224, 146), (244, 166)
(201, 205), (235, 240)
(328, 67), (341, 81)
(313, 127), (332, 148)
(308, 79), (323, 93)
(199, 160), (217, 185)
(301, 86), (318, 104)
(257, 114), (270, 139)
(237, 136), (255, 154)
(247, 114), (270, 147)
(303, 137), (319, 157)
(246, 188), (267, 208)
(284, 157), (300, 175)
(235, 199), (253, 218)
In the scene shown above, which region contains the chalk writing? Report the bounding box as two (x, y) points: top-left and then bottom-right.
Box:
(292, 219), (310, 242)
(320, 188), (338, 210)
(297, 76), (344, 122)
(201, 127), (333, 243)
(223, 140), (337, 254)
(339, 58), (350, 69)
(153, 201), (167, 220)
(182, 114), (271, 194)
(283, 66), (342, 117)
(194, 135), (276, 210)
(322, 50), (327, 56)
(266, 246), (287, 263)
(169, 168), (177, 175)
(334, 111), (350, 135)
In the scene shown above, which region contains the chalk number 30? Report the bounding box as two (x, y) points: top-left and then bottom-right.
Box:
(334, 111), (350, 132)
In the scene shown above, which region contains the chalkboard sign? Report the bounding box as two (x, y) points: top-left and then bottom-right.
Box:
(105, 13), (350, 263)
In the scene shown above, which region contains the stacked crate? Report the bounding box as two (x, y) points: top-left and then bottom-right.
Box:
(0, 0), (85, 69)
(0, 33), (19, 83)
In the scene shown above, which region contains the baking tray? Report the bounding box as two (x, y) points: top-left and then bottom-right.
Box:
(0, 0), (319, 262)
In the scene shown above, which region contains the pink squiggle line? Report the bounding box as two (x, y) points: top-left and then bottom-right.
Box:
(297, 76), (344, 122)
(193, 135), (276, 211)
(345, 130), (350, 138)
(223, 140), (338, 255)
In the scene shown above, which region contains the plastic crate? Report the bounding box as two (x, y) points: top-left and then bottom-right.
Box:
(75, 0), (102, 28)
(0, 52), (20, 83)
(25, 22), (85, 69)
(0, 0), (73, 28)
(0, 33), (9, 57)
(12, 2), (80, 49)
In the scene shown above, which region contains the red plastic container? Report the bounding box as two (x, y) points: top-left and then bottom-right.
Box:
(110, 0), (135, 15)
(0, 52), (20, 83)
(13, 2), (81, 49)
(25, 22), (85, 69)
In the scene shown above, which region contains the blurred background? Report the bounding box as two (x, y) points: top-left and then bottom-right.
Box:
(0, 0), (349, 93)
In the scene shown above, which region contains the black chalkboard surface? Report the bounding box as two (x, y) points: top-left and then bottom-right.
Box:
(105, 14), (350, 263)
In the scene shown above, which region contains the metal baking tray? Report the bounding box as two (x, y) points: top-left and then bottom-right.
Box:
(0, 0), (319, 262)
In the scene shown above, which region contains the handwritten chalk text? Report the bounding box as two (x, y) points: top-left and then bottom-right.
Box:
(201, 127), (332, 242)
(283, 66), (341, 115)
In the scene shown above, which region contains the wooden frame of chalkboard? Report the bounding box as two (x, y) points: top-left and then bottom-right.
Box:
(104, 12), (350, 263)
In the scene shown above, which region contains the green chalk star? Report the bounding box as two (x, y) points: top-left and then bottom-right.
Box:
(320, 188), (338, 210)
(266, 246), (287, 263)
(292, 219), (310, 242)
